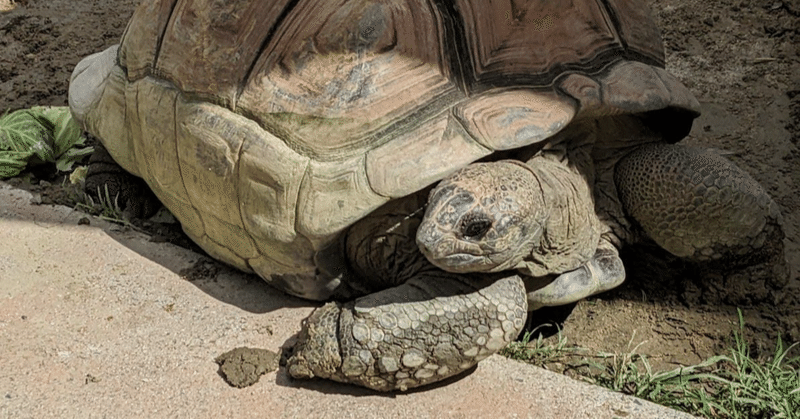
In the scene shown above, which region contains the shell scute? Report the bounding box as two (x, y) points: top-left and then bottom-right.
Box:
(456, 0), (636, 89)
(455, 90), (576, 151)
(127, 79), (205, 242)
(601, 0), (665, 64)
(297, 155), (389, 245)
(365, 112), (491, 198)
(238, 0), (454, 159)
(175, 100), (260, 264)
(156, 0), (291, 106)
(118, 0), (176, 81)
(84, 63), (139, 176)
(601, 61), (671, 114)
(238, 132), (309, 249)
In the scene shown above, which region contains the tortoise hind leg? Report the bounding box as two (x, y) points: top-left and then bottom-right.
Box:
(84, 142), (161, 219)
(613, 143), (788, 302)
(614, 143), (784, 264)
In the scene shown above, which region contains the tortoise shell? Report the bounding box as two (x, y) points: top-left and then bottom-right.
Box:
(68, 0), (699, 299)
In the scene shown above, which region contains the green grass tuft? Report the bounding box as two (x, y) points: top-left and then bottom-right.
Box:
(503, 309), (799, 418)
(74, 183), (130, 226)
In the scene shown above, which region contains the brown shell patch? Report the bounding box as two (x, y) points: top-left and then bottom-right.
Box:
(238, 0), (456, 159)
(455, 89), (576, 151)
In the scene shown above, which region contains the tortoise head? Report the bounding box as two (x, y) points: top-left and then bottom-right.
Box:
(417, 161), (546, 273)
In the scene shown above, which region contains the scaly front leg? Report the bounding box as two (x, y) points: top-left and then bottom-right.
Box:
(286, 272), (527, 391)
(287, 195), (527, 391)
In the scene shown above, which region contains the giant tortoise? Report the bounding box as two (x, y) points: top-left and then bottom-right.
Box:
(68, 0), (784, 391)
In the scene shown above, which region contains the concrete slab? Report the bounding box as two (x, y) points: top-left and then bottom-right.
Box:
(0, 181), (696, 418)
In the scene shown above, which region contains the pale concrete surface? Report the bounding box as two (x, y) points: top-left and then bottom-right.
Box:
(0, 181), (696, 419)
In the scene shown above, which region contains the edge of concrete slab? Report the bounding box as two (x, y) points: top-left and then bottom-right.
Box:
(0, 181), (696, 418)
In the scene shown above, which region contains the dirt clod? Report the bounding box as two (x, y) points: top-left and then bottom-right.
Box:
(215, 347), (280, 388)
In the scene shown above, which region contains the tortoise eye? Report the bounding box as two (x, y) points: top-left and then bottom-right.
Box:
(461, 214), (492, 239)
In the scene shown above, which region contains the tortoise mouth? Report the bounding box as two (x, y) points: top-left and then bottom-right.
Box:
(418, 236), (501, 272)
(427, 252), (496, 273)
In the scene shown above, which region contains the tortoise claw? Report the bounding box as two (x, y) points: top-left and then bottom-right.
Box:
(525, 239), (625, 310)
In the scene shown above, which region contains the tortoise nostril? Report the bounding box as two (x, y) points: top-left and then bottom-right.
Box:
(418, 239), (432, 255)
(416, 224), (437, 253)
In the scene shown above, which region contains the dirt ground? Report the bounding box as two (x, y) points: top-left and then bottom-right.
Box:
(1, 0), (798, 378)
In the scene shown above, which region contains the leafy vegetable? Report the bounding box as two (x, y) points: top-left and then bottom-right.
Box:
(0, 106), (93, 178)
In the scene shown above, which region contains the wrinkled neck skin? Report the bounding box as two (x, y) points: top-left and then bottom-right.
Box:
(416, 160), (549, 274)
(520, 155), (600, 276)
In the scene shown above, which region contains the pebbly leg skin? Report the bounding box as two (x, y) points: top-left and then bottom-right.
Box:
(614, 143), (785, 268)
(286, 272), (527, 391)
(287, 194), (528, 391)
(524, 238), (625, 310)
